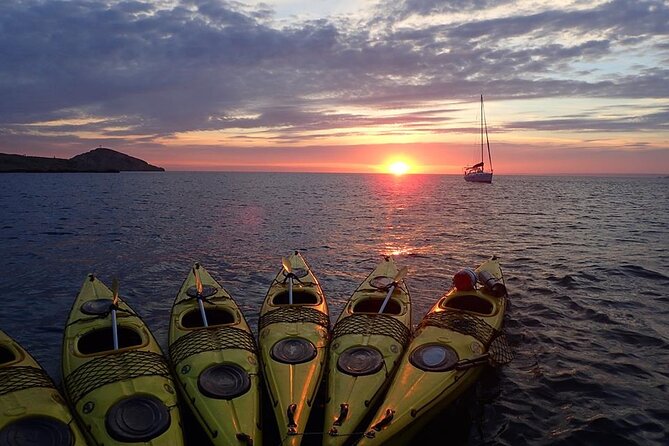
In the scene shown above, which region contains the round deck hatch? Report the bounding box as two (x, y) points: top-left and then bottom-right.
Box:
(81, 298), (113, 315)
(186, 285), (217, 298)
(337, 346), (384, 376)
(106, 395), (171, 442)
(282, 268), (308, 279)
(198, 363), (251, 399)
(0, 416), (73, 446)
(369, 276), (394, 290)
(409, 343), (459, 372)
(271, 338), (317, 364)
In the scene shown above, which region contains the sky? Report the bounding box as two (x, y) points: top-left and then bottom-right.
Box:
(0, 0), (668, 174)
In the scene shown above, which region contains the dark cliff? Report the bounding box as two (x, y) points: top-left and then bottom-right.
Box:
(0, 148), (165, 173)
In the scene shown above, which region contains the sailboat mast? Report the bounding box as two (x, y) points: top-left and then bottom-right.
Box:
(480, 94), (484, 165)
(482, 95), (493, 172)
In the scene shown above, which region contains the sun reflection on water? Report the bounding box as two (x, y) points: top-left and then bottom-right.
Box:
(366, 174), (443, 261)
(380, 244), (435, 258)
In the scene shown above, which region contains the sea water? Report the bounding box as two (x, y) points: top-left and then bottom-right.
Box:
(0, 172), (667, 445)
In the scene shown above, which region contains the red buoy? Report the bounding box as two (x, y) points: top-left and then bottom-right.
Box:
(453, 268), (477, 291)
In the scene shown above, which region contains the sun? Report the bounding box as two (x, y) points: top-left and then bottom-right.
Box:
(388, 161), (410, 175)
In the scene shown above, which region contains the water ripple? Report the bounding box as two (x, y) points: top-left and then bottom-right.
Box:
(0, 173), (667, 445)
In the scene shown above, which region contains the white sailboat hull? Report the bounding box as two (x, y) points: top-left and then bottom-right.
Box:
(464, 171), (493, 183)
(464, 95), (494, 184)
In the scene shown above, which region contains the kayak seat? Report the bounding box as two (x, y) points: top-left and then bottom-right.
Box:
(181, 308), (236, 328)
(442, 295), (494, 315)
(272, 290), (319, 305)
(352, 298), (402, 315)
(77, 327), (144, 355)
(0, 345), (17, 365)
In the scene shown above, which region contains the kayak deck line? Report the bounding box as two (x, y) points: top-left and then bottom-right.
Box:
(331, 313), (411, 349)
(64, 349), (171, 403)
(168, 325), (256, 366)
(259, 305), (330, 330)
(0, 365), (55, 395)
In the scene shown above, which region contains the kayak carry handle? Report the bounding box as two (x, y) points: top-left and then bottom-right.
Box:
(455, 354), (490, 370)
(366, 408), (394, 437)
(235, 433), (253, 446)
(287, 403), (298, 435)
(333, 403), (349, 426)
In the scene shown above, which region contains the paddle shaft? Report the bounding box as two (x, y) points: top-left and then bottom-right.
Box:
(111, 277), (120, 350)
(378, 284), (395, 314)
(111, 308), (119, 350)
(197, 296), (209, 327)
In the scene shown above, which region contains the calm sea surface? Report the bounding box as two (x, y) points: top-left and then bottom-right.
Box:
(0, 172), (667, 445)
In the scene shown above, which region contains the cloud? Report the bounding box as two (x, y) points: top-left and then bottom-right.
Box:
(503, 106), (669, 132)
(0, 0), (668, 159)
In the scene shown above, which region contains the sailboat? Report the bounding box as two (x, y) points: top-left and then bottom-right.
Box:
(464, 94), (494, 183)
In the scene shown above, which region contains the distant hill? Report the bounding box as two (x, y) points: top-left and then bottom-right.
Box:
(0, 148), (164, 173)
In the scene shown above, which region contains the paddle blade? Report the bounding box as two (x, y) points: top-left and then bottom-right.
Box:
(394, 266), (408, 283)
(111, 277), (119, 306)
(282, 257), (292, 274)
(193, 267), (203, 295)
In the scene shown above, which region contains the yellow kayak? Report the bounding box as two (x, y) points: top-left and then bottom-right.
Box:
(258, 252), (330, 446)
(62, 274), (184, 445)
(359, 256), (512, 445)
(168, 263), (261, 446)
(323, 256), (411, 446)
(0, 329), (87, 445)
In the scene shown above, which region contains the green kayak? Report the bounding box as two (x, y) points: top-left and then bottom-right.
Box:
(168, 263), (262, 446)
(258, 252), (330, 446)
(62, 274), (184, 445)
(1, 329), (87, 445)
(323, 256), (411, 446)
(359, 256), (511, 445)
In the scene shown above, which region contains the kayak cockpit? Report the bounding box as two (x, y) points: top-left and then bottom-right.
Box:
(180, 307), (236, 328)
(0, 344), (18, 365)
(272, 290), (320, 305)
(440, 294), (496, 316)
(352, 298), (403, 315)
(77, 326), (145, 355)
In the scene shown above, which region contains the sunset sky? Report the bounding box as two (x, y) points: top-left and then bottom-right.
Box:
(1, 0), (668, 174)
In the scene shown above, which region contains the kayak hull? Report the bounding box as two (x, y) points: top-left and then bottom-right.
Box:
(359, 257), (508, 445)
(258, 252), (330, 446)
(168, 263), (262, 446)
(62, 274), (184, 445)
(323, 257), (411, 446)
